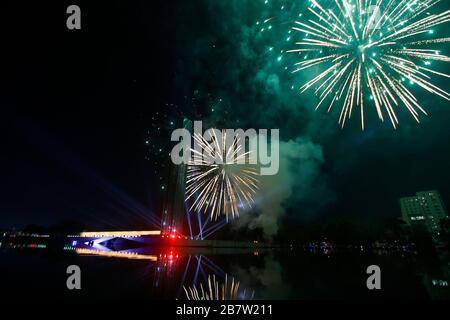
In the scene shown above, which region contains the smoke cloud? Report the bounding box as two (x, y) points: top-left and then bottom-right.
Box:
(233, 138), (332, 239)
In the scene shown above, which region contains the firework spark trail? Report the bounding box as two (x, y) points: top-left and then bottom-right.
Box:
(183, 274), (254, 300)
(185, 131), (259, 221)
(288, 0), (450, 129)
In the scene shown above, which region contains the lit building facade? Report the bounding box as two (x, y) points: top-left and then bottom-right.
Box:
(400, 190), (448, 237)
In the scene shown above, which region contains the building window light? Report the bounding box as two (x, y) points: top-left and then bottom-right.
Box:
(432, 280), (449, 287)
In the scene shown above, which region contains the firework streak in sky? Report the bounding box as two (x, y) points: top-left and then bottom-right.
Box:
(185, 131), (259, 221)
(288, 0), (450, 129)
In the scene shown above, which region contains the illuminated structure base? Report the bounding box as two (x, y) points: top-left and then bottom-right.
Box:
(67, 231), (269, 249)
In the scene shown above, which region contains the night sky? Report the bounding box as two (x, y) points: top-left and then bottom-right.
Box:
(2, 1), (450, 235)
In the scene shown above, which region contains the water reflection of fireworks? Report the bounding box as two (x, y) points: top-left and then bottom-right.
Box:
(183, 274), (254, 300)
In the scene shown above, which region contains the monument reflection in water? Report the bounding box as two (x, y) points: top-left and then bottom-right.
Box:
(1, 231), (448, 300)
(64, 232), (259, 300)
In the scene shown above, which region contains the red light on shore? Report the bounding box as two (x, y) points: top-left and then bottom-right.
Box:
(170, 234), (175, 239)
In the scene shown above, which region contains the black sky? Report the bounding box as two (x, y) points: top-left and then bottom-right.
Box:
(1, 0), (449, 231)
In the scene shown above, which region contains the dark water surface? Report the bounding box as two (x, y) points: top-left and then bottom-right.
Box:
(2, 242), (447, 300)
